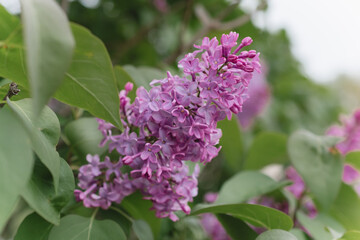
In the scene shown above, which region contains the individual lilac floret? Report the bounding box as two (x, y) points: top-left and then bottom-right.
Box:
(200, 193), (231, 240)
(75, 31), (260, 221)
(237, 66), (270, 129)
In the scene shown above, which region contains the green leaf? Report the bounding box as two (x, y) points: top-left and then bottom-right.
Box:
(114, 65), (136, 101)
(14, 213), (53, 240)
(133, 219), (154, 240)
(288, 130), (342, 210)
(49, 214), (126, 240)
(7, 99), (61, 191)
(21, 158), (74, 225)
(121, 192), (162, 238)
(330, 184), (360, 231)
(0, 108), (33, 232)
(20, 0), (74, 116)
(215, 171), (290, 205)
(345, 151), (360, 171)
(256, 229), (297, 240)
(217, 116), (243, 171)
(0, 21), (122, 129)
(244, 132), (288, 170)
(0, 5), (19, 40)
(216, 214), (257, 240)
(122, 65), (165, 90)
(339, 231), (360, 240)
(191, 204), (293, 231)
(64, 117), (107, 158)
(289, 229), (309, 240)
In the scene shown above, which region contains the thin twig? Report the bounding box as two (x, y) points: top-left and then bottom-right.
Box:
(0, 82), (20, 108)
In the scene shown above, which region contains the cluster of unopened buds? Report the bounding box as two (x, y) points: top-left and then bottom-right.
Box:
(74, 32), (261, 221)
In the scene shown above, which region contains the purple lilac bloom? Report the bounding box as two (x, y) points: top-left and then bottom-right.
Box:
(75, 32), (260, 221)
(327, 109), (360, 195)
(200, 193), (231, 240)
(237, 65), (270, 129)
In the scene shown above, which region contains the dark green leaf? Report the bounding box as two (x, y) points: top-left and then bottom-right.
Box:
(216, 214), (257, 240)
(330, 184), (360, 231)
(0, 108), (33, 231)
(191, 204), (293, 231)
(217, 116), (243, 171)
(256, 229), (297, 240)
(64, 117), (107, 158)
(49, 214), (126, 240)
(14, 213), (53, 240)
(21, 158), (74, 225)
(244, 132), (288, 170)
(7, 99), (60, 191)
(216, 171), (290, 205)
(345, 151), (360, 171)
(20, 0), (74, 116)
(288, 130), (342, 210)
(133, 219), (154, 240)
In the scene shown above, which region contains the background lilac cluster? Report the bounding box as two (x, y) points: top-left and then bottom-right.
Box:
(74, 32), (261, 221)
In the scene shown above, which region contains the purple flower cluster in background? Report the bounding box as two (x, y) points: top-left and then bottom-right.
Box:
(237, 64), (270, 129)
(75, 32), (260, 221)
(327, 109), (360, 195)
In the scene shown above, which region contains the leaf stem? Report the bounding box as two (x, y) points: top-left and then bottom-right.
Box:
(110, 206), (133, 223)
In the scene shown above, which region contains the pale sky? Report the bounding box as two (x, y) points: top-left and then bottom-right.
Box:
(243, 0), (360, 82)
(2, 0), (360, 82)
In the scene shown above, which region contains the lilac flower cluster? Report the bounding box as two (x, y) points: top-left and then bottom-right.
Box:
(327, 109), (360, 195)
(74, 32), (260, 221)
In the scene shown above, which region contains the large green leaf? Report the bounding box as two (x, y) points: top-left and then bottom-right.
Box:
(0, 5), (19, 40)
(14, 213), (53, 240)
(133, 219), (154, 240)
(7, 99), (60, 191)
(21, 158), (74, 225)
(20, 0), (74, 116)
(0, 108), (33, 232)
(345, 151), (360, 171)
(288, 130), (342, 211)
(0, 17), (122, 129)
(330, 184), (360, 231)
(217, 116), (243, 171)
(297, 212), (339, 240)
(339, 231), (360, 240)
(244, 132), (288, 170)
(215, 171), (290, 205)
(256, 229), (297, 240)
(216, 214), (257, 240)
(191, 204), (293, 230)
(48, 214), (126, 240)
(122, 65), (165, 90)
(64, 117), (107, 158)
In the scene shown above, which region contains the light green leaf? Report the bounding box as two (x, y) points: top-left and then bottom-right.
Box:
(21, 158), (74, 225)
(217, 116), (243, 171)
(7, 99), (60, 191)
(339, 231), (360, 240)
(288, 130), (342, 210)
(244, 132), (288, 170)
(345, 151), (360, 171)
(20, 0), (74, 116)
(0, 108), (33, 232)
(289, 228), (309, 240)
(14, 213), (53, 240)
(330, 184), (360, 231)
(256, 229), (297, 240)
(122, 65), (165, 90)
(0, 20), (122, 129)
(133, 219), (154, 240)
(216, 214), (257, 240)
(49, 214), (126, 240)
(64, 117), (107, 158)
(216, 171), (290, 205)
(191, 203), (293, 230)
